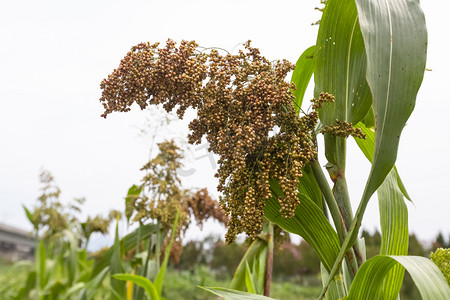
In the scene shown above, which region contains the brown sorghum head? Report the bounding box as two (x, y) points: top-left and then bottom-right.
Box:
(100, 39), (319, 243)
(320, 119), (366, 139)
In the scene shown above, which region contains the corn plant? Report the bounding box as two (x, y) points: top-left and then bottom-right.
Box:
(98, 0), (450, 298)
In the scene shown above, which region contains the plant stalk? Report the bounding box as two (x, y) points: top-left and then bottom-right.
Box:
(310, 160), (346, 241)
(335, 272), (346, 299)
(332, 174), (364, 268)
(263, 222), (274, 297)
(319, 187), (373, 299)
(310, 160), (358, 277)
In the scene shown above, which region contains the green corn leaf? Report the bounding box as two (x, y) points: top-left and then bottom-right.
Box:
(291, 45), (315, 113)
(154, 210), (180, 296)
(342, 256), (450, 300)
(113, 274), (159, 300)
(314, 0), (372, 167)
(265, 179), (340, 272)
(198, 287), (276, 300)
(377, 170), (409, 299)
(231, 239), (267, 291)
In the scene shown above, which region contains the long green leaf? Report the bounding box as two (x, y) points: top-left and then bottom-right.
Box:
(354, 0), (427, 199)
(245, 261), (257, 294)
(343, 256), (450, 299)
(77, 266), (110, 300)
(91, 223), (158, 278)
(256, 234), (268, 295)
(320, 264), (339, 300)
(125, 184), (142, 224)
(63, 229), (79, 285)
(14, 270), (36, 300)
(354, 122), (410, 200)
(291, 45), (315, 113)
(314, 0), (372, 167)
(199, 287), (276, 300)
(231, 239), (267, 291)
(154, 210), (180, 296)
(320, 0), (427, 296)
(265, 180), (340, 272)
(377, 170), (408, 299)
(23, 205), (35, 228)
(65, 283), (86, 300)
(110, 222), (126, 298)
(298, 163), (322, 209)
(38, 239), (46, 289)
(113, 274), (159, 300)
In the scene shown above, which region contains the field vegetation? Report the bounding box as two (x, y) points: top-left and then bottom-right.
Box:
(2, 0), (450, 299)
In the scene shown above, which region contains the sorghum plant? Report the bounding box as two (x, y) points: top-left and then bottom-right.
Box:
(100, 0), (450, 298)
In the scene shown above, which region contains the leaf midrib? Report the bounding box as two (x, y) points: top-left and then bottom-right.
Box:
(376, 0), (393, 155)
(345, 17), (359, 122)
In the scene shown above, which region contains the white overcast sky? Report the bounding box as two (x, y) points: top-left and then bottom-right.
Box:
(0, 0), (448, 249)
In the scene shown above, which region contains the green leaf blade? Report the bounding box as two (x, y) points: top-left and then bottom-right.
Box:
(265, 180), (340, 272)
(298, 163), (323, 209)
(199, 287), (276, 300)
(245, 262), (257, 294)
(230, 239), (267, 291)
(112, 274), (159, 300)
(154, 210), (180, 296)
(291, 45), (315, 113)
(354, 122), (411, 200)
(344, 256), (450, 300)
(109, 222), (126, 298)
(91, 223), (158, 278)
(377, 170), (409, 299)
(314, 0), (372, 168)
(355, 0), (427, 199)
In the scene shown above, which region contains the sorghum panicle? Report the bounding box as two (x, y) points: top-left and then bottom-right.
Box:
(100, 40), (319, 243)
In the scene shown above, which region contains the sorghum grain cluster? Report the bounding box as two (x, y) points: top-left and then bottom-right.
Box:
(321, 119), (366, 139)
(100, 40), (319, 243)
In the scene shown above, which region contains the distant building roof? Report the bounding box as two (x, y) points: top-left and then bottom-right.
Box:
(0, 222), (35, 248)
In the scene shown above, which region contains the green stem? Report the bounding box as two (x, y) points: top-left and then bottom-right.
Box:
(310, 160), (346, 241)
(335, 176), (364, 267)
(34, 231), (40, 300)
(263, 222), (274, 297)
(132, 224), (144, 300)
(335, 272), (346, 299)
(326, 163), (364, 268)
(310, 160), (359, 278)
(319, 189), (372, 299)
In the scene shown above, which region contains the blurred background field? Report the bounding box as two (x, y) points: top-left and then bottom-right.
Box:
(1, 224), (448, 299)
